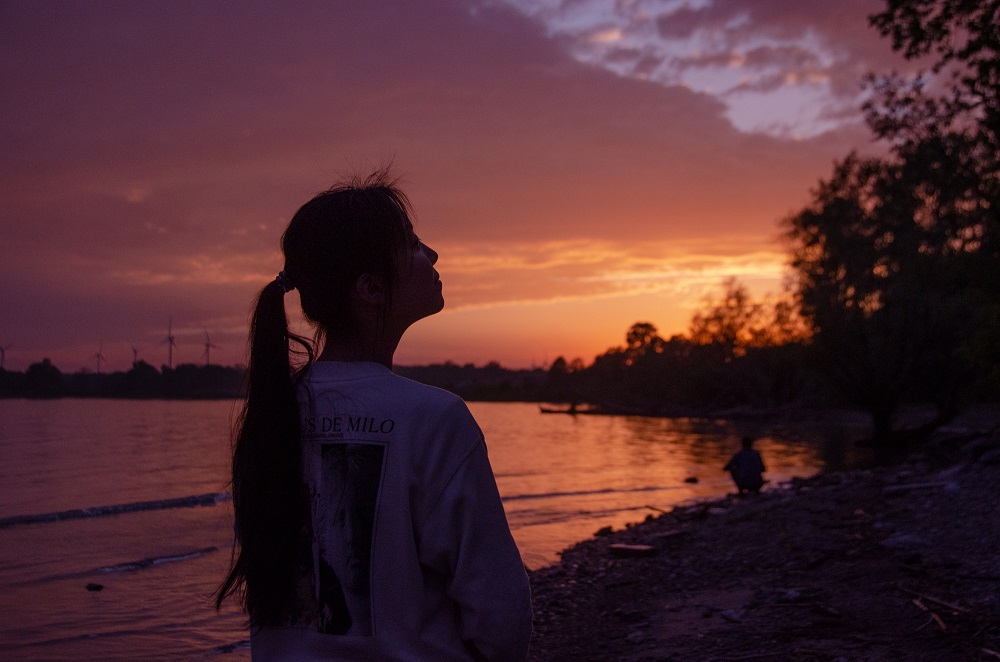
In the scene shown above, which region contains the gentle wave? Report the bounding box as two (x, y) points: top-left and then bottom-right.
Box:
(9, 546), (221, 588)
(28, 625), (163, 650)
(96, 546), (219, 574)
(199, 639), (251, 659)
(501, 485), (679, 503)
(0, 492), (231, 529)
(507, 504), (663, 528)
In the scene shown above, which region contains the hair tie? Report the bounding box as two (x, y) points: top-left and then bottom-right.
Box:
(274, 271), (295, 294)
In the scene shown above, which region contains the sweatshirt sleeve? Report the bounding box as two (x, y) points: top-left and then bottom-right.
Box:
(416, 438), (532, 662)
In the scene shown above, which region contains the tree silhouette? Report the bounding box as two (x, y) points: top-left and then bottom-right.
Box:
(868, 0), (1000, 151)
(625, 322), (664, 365)
(785, 0), (1000, 446)
(24, 358), (64, 398)
(689, 278), (808, 358)
(689, 278), (765, 359)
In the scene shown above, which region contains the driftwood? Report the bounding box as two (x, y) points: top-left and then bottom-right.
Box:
(898, 586), (967, 613)
(915, 614), (946, 632)
(646, 529), (687, 542)
(882, 481), (954, 493)
(608, 543), (656, 558)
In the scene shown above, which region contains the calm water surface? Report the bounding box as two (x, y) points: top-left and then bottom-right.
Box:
(0, 399), (844, 660)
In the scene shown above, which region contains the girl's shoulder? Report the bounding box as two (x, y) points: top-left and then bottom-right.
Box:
(301, 360), (474, 420)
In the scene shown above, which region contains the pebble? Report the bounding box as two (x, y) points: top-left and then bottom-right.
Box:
(720, 609), (744, 623)
(881, 532), (930, 551)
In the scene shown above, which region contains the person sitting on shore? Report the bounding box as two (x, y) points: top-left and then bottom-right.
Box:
(724, 436), (766, 495)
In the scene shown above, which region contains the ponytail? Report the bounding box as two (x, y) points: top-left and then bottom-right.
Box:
(216, 279), (312, 626)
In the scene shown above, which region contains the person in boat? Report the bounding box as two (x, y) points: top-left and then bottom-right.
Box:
(724, 436), (766, 495)
(216, 170), (532, 661)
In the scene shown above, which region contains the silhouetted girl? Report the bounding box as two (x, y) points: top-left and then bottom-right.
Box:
(217, 171), (531, 660)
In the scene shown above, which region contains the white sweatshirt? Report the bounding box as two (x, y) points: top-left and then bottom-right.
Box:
(251, 361), (532, 661)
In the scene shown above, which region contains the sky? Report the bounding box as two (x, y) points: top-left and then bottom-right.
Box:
(0, 0), (913, 371)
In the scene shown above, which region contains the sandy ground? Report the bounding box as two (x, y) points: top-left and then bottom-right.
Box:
(526, 424), (1000, 661)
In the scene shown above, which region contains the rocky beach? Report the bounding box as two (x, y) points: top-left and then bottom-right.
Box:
(526, 423), (1000, 661)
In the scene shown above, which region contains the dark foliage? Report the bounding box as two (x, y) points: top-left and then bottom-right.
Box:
(782, 0), (1000, 445)
(0, 360), (247, 399)
(395, 362), (547, 401)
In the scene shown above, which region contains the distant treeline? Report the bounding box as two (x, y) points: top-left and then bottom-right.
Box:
(0, 360), (246, 399)
(0, 358), (552, 402)
(0, 341), (820, 408)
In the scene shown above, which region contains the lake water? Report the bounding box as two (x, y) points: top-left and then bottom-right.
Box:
(0, 399), (846, 660)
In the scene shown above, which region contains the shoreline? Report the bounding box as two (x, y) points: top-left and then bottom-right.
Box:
(526, 426), (1000, 661)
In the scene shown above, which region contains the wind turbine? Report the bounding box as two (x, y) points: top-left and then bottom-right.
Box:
(0, 344), (10, 370)
(203, 331), (219, 366)
(163, 317), (178, 368)
(94, 343), (106, 374)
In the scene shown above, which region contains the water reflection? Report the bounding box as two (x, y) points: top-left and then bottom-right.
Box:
(471, 403), (866, 568)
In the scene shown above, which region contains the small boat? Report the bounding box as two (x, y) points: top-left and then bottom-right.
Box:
(538, 404), (592, 415)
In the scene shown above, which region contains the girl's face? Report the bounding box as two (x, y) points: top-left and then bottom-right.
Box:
(389, 224), (444, 331)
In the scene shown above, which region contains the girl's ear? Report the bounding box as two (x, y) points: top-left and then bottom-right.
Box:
(355, 273), (387, 306)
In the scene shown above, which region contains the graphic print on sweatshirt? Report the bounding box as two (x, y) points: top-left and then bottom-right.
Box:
(312, 440), (386, 636)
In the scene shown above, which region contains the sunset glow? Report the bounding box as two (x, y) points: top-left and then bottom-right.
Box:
(0, 0), (912, 371)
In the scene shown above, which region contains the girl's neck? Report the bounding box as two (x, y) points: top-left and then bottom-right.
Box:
(317, 336), (399, 369)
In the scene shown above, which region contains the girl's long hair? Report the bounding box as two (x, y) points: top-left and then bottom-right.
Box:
(215, 280), (312, 626)
(215, 170), (412, 627)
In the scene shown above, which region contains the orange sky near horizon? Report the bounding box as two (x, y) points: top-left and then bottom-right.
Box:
(0, 0), (910, 372)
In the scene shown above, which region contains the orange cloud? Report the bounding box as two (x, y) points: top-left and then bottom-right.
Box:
(435, 237), (787, 308)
